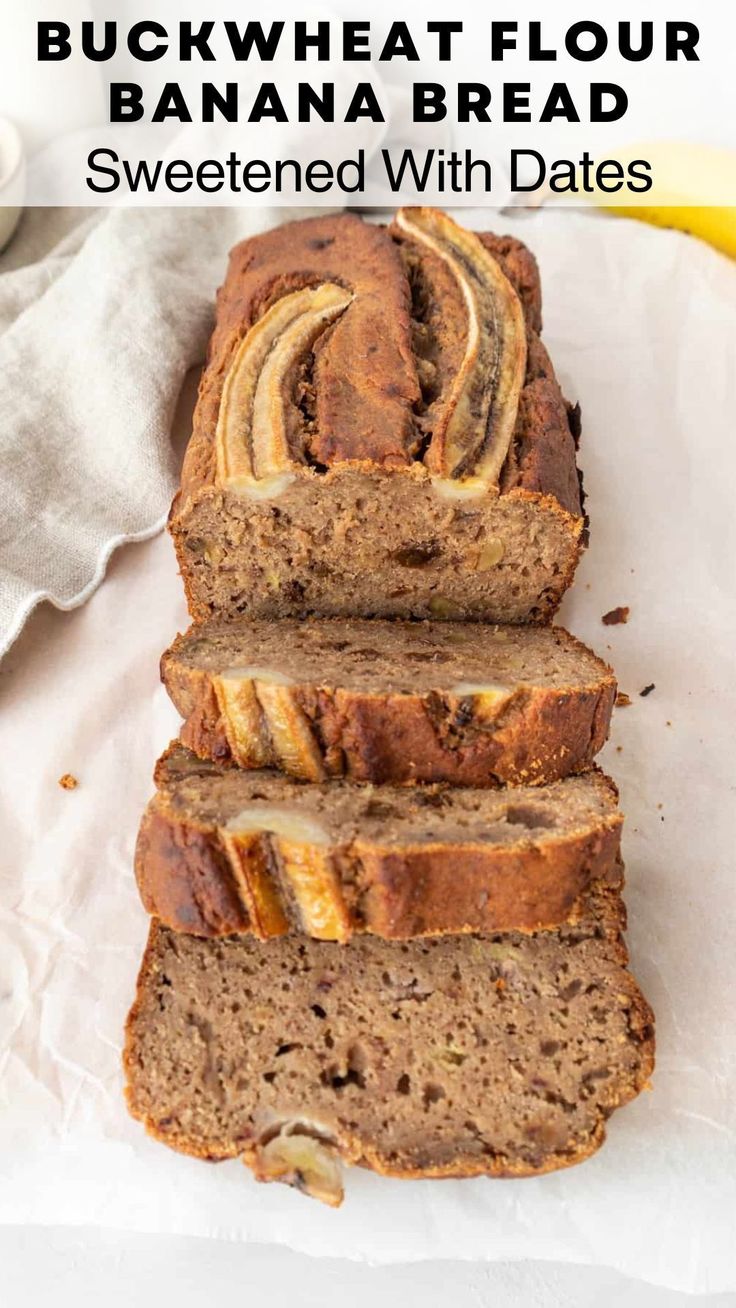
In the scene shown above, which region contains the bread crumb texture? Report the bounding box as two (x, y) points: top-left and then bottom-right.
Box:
(123, 887), (655, 1203)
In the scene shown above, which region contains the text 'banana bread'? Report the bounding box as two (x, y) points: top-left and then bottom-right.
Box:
(136, 745), (623, 942)
(124, 885), (654, 1206)
(162, 618), (615, 786)
(171, 208), (584, 626)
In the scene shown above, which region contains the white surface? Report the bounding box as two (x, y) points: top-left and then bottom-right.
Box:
(1, 209), (736, 1292)
(4, 1227), (735, 1308)
(0, 3), (106, 153)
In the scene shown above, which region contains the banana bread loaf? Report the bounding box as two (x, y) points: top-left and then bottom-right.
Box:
(171, 207), (584, 626)
(136, 745), (623, 941)
(162, 618), (615, 786)
(123, 883), (654, 1205)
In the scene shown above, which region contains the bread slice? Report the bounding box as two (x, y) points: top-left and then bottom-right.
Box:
(162, 618), (615, 787)
(123, 885), (654, 1205)
(136, 745), (623, 941)
(170, 209), (584, 627)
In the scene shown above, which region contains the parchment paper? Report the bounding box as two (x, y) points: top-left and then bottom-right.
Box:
(1, 208), (735, 1293)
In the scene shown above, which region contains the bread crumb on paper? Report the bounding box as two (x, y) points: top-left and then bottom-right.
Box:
(615, 692), (632, 707)
(640, 684), (656, 697)
(602, 606), (630, 625)
(58, 773), (78, 790)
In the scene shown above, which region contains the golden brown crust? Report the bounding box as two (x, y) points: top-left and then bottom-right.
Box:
(129, 1108), (617, 1182)
(177, 214), (574, 506)
(181, 213), (421, 502)
(502, 338), (583, 516)
(134, 773), (624, 942)
(134, 809), (252, 935)
(162, 628), (616, 788)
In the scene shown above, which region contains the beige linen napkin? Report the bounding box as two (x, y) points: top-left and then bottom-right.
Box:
(0, 205), (317, 658)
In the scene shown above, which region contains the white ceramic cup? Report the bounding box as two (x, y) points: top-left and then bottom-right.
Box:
(0, 117), (25, 252)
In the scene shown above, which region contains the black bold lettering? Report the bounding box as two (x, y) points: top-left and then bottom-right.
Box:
(413, 84), (446, 121)
(180, 22), (215, 60)
(298, 83), (335, 122)
(591, 83), (628, 123)
(346, 82), (384, 122)
(110, 84), (144, 122)
(380, 21), (420, 60)
(540, 83), (580, 123)
(152, 83), (192, 123)
(81, 21), (116, 61)
(128, 22), (167, 61)
(295, 22), (330, 59)
(491, 23), (517, 59)
(202, 84), (238, 122)
(565, 22), (607, 61)
(427, 22), (463, 60)
(343, 22), (370, 60)
(666, 23), (699, 60)
(459, 85), (491, 122)
(249, 84), (288, 122)
(224, 21), (284, 61)
(619, 22), (653, 61)
(529, 22), (555, 60)
(504, 84), (531, 121)
(38, 22), (71, 60)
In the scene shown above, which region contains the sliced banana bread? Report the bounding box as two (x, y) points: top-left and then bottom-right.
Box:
(124, 884), (654, 1205)
(162, 618), (615, 786)
(171, 208), (584, 626)
(136, 745), (623, 941)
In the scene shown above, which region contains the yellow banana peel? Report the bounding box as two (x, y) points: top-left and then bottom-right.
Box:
(591, 143), (736, 260)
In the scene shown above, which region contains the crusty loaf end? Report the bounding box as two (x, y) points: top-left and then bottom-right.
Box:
(171, 209), (584, 625)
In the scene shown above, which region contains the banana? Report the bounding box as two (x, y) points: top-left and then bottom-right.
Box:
(592, 143), (736, 261)
(394, 206), (527, 486)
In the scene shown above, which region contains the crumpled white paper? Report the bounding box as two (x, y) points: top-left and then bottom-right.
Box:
(1, 208), (735, 1294)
